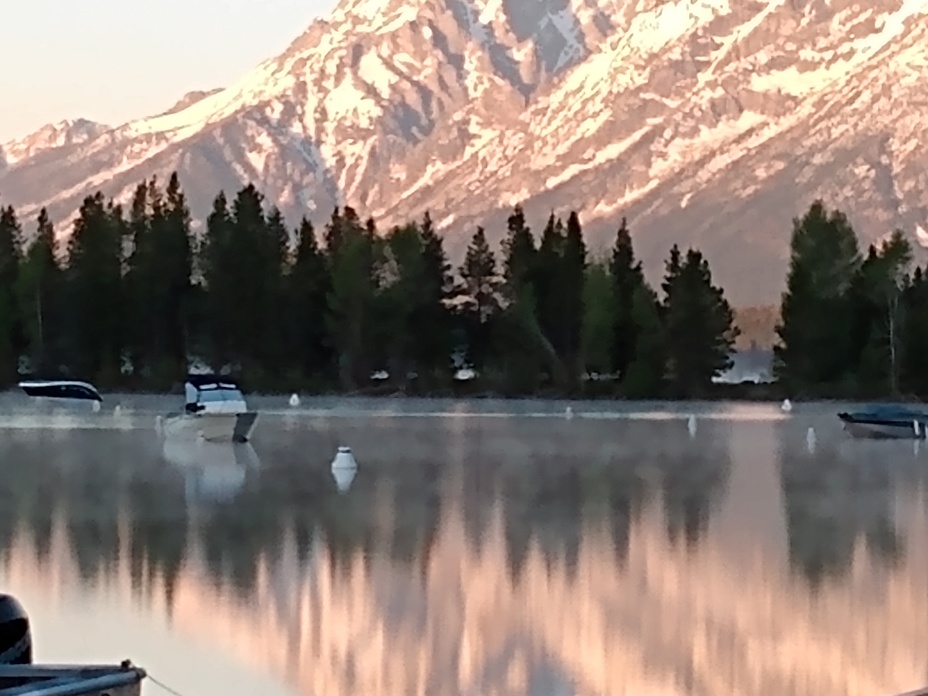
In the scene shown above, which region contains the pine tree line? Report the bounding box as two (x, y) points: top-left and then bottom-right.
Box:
(776, 202), (928, 399)
(0, 174), (741, 395)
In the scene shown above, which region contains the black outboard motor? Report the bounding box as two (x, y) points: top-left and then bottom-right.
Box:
(0, 595), (32, 665)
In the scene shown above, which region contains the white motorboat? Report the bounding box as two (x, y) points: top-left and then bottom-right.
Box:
(18, 379), (102, 410)
(157, 374), (258, 443)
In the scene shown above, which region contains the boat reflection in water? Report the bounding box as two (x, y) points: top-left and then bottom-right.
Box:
(161, 438), (261, 505)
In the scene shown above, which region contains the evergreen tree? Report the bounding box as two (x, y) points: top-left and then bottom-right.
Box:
(288, 218), (332, 383)
(580, 260), (614, 377)
(0, 205), (23, 382)
(901, 266), (928, 396)
(560, 211), (586, 382)
(201, 191), (234, 369)
(413, 211), (456, 379)
(162, 172), (194, 379)
(378, 222), (426, 384)
(502, 204), (535, 293)
(623, 284), (666, 397)
(326, 206), (377, 389)
(262, 206), (291, 375)
(534, 212), (564, 356)
(223, 184), (282, 377)
(610, 217), (645, 380)
(775, 201), (861, 391)
(661, 246), (738, 395)
(16, 208), (63, 373)
(124, 180), (153, 376)
(123, 174), (193, 384)
(459, 226), (501, 371)
(849, 231), (913, 395)
(499, 205), (564, 388)
(65, 193), (124, 382)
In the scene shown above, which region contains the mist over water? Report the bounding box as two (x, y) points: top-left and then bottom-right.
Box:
(0, 397), (924, 696)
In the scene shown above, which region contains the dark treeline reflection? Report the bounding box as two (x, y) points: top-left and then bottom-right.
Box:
(776, 427), (917, 588)
(19, 417), (915, 611)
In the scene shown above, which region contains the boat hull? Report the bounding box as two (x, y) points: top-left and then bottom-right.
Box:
(838, 413), (926, 440)
(160, 411), (258, 443)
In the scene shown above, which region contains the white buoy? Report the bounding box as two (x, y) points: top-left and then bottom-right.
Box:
(806, 426), (816, 453)
(92, 400), (101, 413)
(289, 393), (300, 407)
(781, 398), (792, 413)
(687, 414), (697, 438)
(155, 415), (163, 435)
(913, 420), (920, 438)
(565, 406), (573, 420)
(331, 446), (357, 492)
(114, 405), (121, 417)
(331, 445), (357, 470)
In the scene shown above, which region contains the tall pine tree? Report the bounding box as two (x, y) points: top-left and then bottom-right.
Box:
(610, 218), (644, 380)
(16, 208), (62, 374)
(775, 201), (861, 392)
(560, 211), (586, 385)
(288, 218), (332, 383)
(0, 205), (23, 383)
(662, 246), (738, 396)
(459, 226), (501, 372)
(65, 193), (124, 382)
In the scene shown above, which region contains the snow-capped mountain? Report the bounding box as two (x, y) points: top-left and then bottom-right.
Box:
(2, 0), (928, 304)
(0, 118), (110, 169)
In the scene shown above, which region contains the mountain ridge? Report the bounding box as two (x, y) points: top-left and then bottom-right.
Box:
(2, 0), (928, 304)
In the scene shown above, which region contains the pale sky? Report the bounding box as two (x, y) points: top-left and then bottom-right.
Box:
(0, 0), (338, 142)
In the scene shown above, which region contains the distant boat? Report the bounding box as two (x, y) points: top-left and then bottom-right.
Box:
(837, 404), (928, 439)
(158, 374), (258, 443)
(18, 380), (102, 403)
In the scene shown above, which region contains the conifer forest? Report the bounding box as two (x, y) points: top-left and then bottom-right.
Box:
(1, 173), (926, 399)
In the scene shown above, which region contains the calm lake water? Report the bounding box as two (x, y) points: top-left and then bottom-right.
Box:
(0, 396), (925, 696)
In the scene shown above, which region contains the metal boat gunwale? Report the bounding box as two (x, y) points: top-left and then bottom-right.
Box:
(0, 662), (145, 695)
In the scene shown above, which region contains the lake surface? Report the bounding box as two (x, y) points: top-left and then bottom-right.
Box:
(0, 396), (925, 696)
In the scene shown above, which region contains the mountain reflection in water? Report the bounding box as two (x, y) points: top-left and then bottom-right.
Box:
(0, 408), (925, 696)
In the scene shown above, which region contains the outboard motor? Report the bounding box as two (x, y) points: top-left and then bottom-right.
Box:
(0, 594), (32, 664)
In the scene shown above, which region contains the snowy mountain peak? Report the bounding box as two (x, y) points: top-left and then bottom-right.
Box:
(159, 89), (224, 117)
(1, 118), (110, 167)
(2, 0), (928, 304)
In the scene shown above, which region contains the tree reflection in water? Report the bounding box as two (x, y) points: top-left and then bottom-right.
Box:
(777, 426), (910, 588)
(0, 412), (923, 696)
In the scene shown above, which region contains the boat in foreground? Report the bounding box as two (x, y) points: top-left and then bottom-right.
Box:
(0, 663), (146, 695)
(837, 404), (928, 439)
(158, 374), (258, 443)
(0, 594), (146, 695)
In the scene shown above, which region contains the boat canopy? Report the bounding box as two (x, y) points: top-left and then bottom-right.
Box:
(18, 380), (102, 402)
(854, 404), (927, 418)
(184, 374), (246, 406)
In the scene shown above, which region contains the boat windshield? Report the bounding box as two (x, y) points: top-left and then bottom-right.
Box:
(197, 386), (245, 403)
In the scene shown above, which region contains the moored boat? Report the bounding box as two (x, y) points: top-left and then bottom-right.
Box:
(837, 404), (928, 439)
(18, 380), (102, 403)
(157, 374), (258, 443)
(0, 593), (146, 695)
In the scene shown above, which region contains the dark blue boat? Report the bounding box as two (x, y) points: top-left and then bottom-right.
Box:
(837, 404), (928, 439)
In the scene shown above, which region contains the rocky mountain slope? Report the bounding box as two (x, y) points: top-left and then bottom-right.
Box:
(2, 0), (928, 304)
